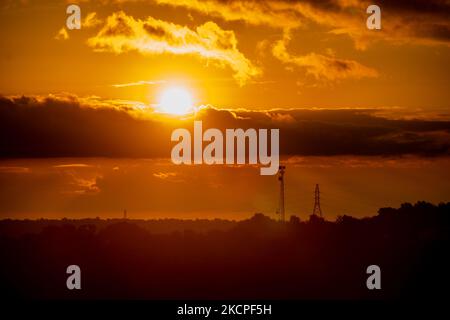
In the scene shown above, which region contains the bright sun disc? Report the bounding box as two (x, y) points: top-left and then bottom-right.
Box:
(158, 87), (193, 115)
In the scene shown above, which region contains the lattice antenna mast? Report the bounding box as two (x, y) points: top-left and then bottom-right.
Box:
(313, 184), (323, 217)
(278, 166), (286, 222)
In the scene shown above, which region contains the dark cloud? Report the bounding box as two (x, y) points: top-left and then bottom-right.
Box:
(0, 95), (173, 158)
(375, 0), (450, 16)
(1, 94), (449, 158)
(153, 0), (450, 47)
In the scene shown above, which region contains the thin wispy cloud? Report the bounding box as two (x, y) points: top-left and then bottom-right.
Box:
(53, 164), (94, 168)
(273, 31), (378, 81)
(0, 166), (31, 173)
(112, 80), (167, 88)
(54, 27), (69, 41)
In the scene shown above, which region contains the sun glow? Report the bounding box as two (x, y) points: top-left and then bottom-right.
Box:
(158, 87), (194, 115)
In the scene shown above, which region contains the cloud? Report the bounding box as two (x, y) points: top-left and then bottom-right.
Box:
(87, 11), (260, 85)
(53, 164), (93, 168)
(154, 0), (304, 29)
(159, 1), (378, 81)
(51, 1), (448, 86)
(83, 12), (103, 28)
(54, 27), (69, 40)
(0, 94), (170, 158)
(112, 80), (167, 88)
(63, 175), (101, 195)
(151, 0), (450, 48)
(273, 32), (378, 81)
(0, 166), (30, 173)
(54, 12), (101, 42)
(1, 94), (450, 158)
(153, 172), (177, 179)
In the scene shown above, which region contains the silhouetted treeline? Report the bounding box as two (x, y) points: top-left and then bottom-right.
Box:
(0, 218), (235, 237)
(0, 201), (448, 299)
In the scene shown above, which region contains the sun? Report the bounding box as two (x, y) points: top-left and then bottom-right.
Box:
(158, 87), (194, 115)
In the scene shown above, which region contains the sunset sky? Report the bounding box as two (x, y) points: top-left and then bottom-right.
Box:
(0, 0), (449, 220)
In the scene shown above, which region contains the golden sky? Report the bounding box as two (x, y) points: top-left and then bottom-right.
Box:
(0, 0), (449, 219)
(0, 0), (449, 109)
(1, 157), (450, 220)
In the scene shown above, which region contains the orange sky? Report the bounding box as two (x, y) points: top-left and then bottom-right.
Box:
(0, 0), (449, 219)
(1, 157), (449, 220)
(0, 0), (449, 109)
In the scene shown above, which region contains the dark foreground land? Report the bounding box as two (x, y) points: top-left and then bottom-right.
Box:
(0, 201), (449, 300)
